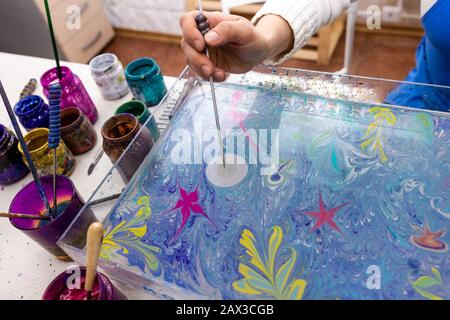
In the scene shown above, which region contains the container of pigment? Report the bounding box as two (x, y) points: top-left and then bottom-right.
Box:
(101, 113), (153, 183)
(60, 107), (97, 155)
(18, 128), (76, 177)
(89, 53), (129, 101)
(114, 100), (160, 142)
(42, 266), (127, 300)
(41, 66), (99, 124)
(125, 57), (167, 107)
(9, 175), (97, 261)
(0, 124), (29, 185)
(14, 95), (50, 131)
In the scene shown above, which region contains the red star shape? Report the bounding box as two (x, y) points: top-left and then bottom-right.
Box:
(305, 194), (349, 236)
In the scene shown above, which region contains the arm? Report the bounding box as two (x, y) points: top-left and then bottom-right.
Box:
(253, 0), (356, 64)
(179, 0), (354, 80)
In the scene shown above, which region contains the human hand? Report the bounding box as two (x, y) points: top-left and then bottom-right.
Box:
(180, 11), (292, 81)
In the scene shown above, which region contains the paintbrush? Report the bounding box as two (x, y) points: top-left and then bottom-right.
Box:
(87, 193), (122, 207)
(20, 78), (37, 100)
(87, 147), (104, 176)
(43, 0), (63, 216)
(85, 222), (104, 300)
(0, 80), (53, 218)
(0, 213), (51, 221)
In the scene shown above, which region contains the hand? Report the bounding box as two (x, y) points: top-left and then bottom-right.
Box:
(180, 11), (293, 81)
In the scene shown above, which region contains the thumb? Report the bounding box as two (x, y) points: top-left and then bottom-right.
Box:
(204, 19), (254, 47)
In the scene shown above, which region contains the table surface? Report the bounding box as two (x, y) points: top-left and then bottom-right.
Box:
(0, 52), (176, 300)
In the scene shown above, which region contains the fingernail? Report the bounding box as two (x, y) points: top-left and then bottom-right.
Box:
(194, 40), (203, 51)
(205, 31), (220, 44)
(201, 65), (211, 77)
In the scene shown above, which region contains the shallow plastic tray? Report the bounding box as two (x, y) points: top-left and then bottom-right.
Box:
(60, 66), (450, 300)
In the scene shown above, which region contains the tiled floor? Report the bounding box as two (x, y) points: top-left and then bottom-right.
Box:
(103, 31), (421, 81)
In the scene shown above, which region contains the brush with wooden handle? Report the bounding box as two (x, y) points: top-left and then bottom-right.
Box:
(85, 222), (104, 300)
(0, 212), (51, 221)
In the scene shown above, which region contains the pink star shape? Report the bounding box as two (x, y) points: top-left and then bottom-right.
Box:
(223, 91), (258, 152)
(304, 193), (349, 236)
(167, 186), (215, 242)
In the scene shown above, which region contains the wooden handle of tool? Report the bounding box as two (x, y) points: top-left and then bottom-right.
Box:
(85, 222), (104, 292)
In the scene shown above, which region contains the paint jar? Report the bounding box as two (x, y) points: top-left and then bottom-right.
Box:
(14, 95), (50, 131)
(18, 128), (76, 177)
(115, 100), (160, 142)
(42, 267), (127, 300)
(41, 66), (99, 124)
(0, 124), (29, 185)
(9, 175), (97, 260)
(102, 114), (153, 183)
(125, 58), (167, 107)
(89, 53), (129, 101)
(60, 107), (97, 155)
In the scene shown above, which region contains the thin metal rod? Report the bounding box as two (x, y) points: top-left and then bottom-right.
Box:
(53, 149), (57, 215)
(206, 48), (226, 167)
(198, 0), (203, 14)
(0, 80), (53, 218)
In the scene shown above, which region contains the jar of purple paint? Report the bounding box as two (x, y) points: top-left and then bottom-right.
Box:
(42, 267), (127, 300)
(14, 95), (50, 131)
(41, 66), (99, 124)
(0, 124), (30, 185)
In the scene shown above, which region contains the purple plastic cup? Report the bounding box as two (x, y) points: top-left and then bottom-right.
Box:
(9, 175), (97, 261)
(42, 267), (127, 300)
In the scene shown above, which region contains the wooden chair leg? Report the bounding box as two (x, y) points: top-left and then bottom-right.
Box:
(186, 0), (197, 11)
(318, 13), (346, 65)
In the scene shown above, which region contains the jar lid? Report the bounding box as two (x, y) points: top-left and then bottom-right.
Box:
(101, 114), (139, 143)
(125, 57), (160, 81)
(18, 128), (49, 155)
(41, 66), (73, 88)
(89, 53), (119, 75)
(14, 95), (45, 117)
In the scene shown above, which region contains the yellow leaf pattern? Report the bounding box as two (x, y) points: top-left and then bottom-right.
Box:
(101, 196), (161, 273)
(233, 226), (307, 300)
(361, 107), (397, 163)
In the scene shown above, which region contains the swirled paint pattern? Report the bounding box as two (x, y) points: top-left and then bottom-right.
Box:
(102, 82), (449, 300)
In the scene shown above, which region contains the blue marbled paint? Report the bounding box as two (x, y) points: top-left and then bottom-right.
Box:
(101, 82), (449, 300)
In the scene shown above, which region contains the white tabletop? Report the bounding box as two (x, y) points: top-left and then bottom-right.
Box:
(0, 52), (176, 300)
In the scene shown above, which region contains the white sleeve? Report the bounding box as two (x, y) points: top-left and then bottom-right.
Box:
(252, 0), (356, 64)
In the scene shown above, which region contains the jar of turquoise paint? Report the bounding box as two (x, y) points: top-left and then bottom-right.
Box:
(125, 58), (167, 107)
